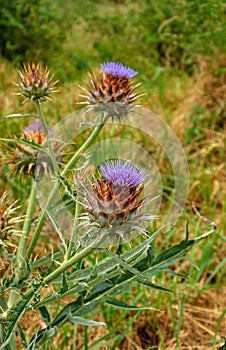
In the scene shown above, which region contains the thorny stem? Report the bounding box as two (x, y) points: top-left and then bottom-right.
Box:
(0, 294), (16, 350)
(26, 114), (108, 260)
(3, 180), (36, 349)
(16, 179), (37, 267)
(43, 239), (99, 285)
(65, 200), (79, 260)
(60, 115), (108, 177)
(39, 234), (106, 287)
(8, 179), (37, 309)
(5, 238), (104, 332)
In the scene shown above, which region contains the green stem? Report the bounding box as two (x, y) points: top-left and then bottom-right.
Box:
(25, 209), (47, 260)
(61, 116), (107, 176)
(43, 242), (95, 285)
(65, 200), (79, 260)
(8, 179), (37, 309)
(17, 179), (37, 267)
(26, 115), (108, 260)
(35, 100), (58, 175)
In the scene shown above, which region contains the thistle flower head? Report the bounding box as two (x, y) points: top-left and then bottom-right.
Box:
(80, 62), (142, 121)
(15, 62), (58, 102)
(4, 119), (63, 179)
(23, 119), (54, 145)
(0, 191), (21, 246)
(81, 160), (150, 233)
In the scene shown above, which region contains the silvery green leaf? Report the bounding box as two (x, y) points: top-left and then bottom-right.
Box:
(69, 316), (105, 327)
(28, 327), (58, 349)
(34, 292), (59, 309)
(2, 113), (38, 119)
(52, 297), (83, 326)
(44, 210), (67, 252)
(0, 138), (47, 152)
(106, 298), (159, 311)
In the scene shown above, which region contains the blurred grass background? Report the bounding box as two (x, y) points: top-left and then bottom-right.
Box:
(0, 0), (225, 349)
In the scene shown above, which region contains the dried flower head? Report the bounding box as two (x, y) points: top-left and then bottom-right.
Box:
(81, 160), (151, 236)
(80, 62), (143, 121)
(15, 62), (58, 102)
(0, 191), (21, 246)
(4, 119), (63, 179)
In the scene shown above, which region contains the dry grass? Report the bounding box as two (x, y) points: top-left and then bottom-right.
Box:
(21, 288), (224, 349)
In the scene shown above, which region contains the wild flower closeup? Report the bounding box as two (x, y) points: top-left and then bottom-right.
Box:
(81, 160), (152, 237)
(15, 62), (58, 102)
(4, 119), (63, 179)
(80, 62), (142, 121)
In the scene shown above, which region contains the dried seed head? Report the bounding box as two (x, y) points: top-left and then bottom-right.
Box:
(0, 191), (21, 245)
(80, 62), (143, 121)
(15, 62), (58, 102)
(3, 119), (63, 179)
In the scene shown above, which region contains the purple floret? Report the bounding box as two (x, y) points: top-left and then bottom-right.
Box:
(24, 119), (54, 135)
(100, 160), (148, 188)
(100, 62), (138, 79)
(24, 119), (44, 133)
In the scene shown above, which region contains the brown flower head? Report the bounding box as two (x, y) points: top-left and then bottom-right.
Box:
(4, 119), (63, 179)
(15, 62), (58, 102)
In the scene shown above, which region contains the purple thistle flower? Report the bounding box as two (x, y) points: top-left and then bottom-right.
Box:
(100, 62), (138, 79)
(100, 160), (148, 188)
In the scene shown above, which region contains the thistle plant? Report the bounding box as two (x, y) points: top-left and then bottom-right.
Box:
(0, 61), (216, 350)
